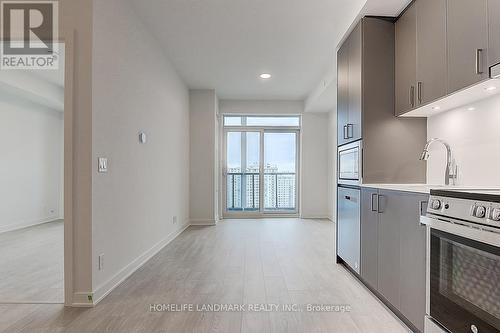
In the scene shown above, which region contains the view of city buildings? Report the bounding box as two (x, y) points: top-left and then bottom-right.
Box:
(226, 164), (296, 211)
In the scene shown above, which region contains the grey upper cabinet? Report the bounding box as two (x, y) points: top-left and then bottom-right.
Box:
(338, 17), (426, 183)
(416, 0), (447, 105)
(360, 188), (378, 290)
(395, 3), (417, 116)
(337, 22), (362, 145)
(337, 39), (350, 146)
(489, 0), (500, 67)
(348, 23), (362, 143)
(447, 0), (489, 92)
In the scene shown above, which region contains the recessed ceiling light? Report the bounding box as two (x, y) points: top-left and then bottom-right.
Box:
(260, 73), (272, 79)
(432, 106), (441, 110)
(485, 86), (497, 91)
(467, 107), (476, 111)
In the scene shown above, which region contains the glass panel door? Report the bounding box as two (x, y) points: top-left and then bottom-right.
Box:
(226, 131), (260, 212)
(263, 132), (297, 212)
(430, 229), (500, 332)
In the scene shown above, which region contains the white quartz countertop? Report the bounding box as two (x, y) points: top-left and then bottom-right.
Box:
(360, 184), (450, 194)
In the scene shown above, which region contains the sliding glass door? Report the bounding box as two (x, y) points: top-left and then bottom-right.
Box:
(226, 131), (260, 212)
(263, 132), (297, 212)
(223, 116), (300, 217)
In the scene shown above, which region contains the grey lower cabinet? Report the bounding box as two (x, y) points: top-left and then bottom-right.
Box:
(360, 188), (428, 332)
(447, 0), (489, 92)
(399, 193), (428, 332)
(489, 0), (500, 67)
(360, 188), (379, 290)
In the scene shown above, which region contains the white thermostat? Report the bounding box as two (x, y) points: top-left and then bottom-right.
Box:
(139, 132), (147, 144)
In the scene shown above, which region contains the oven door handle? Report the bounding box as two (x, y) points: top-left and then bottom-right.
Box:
(421, 215), (500, 247)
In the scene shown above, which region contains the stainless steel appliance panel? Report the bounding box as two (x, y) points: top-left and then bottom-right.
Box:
(338, 186), (361, 273)
(338, 141), (362, 186)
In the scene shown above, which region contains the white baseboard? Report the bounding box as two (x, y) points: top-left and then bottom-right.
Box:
(0, 216), (62, 234)
(190, 219), (216, 226)
(301, 215), (330, 220)
(72, 292), (94, 307)
(92, 223), (190, 306)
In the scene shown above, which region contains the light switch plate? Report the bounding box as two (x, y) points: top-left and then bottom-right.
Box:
(98, 157), (108, 173)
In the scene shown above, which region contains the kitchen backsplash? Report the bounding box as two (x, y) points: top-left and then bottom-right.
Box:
(427, 94), (500, 187)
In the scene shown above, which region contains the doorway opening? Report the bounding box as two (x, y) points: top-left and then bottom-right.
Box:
(0, 43), (65, 304)
(222, 115), (300, 218)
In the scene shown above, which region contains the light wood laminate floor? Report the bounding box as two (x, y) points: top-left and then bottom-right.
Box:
(0, 218), (410, 333)
(0, 220), (63, 303)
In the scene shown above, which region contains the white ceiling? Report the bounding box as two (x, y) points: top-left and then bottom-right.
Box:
(129, 0), (367, 100)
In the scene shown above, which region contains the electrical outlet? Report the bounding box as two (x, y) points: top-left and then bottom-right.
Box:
(172, 216), (178, 224)
(98, 254), (104, 270)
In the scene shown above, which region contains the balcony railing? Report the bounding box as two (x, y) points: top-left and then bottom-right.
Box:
(226, 172), (296, 212)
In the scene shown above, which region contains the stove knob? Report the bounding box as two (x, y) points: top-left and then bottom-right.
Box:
(431, 199), (442, 210)
(492, 208), (500, 221)
(475, 206), (487, 218)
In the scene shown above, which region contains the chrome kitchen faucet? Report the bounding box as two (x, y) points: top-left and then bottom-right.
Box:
(420, 138), (458, 186)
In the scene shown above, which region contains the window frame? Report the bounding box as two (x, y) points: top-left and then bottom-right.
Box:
(221, 114), (301, 218)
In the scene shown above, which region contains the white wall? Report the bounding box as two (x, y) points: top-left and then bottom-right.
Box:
(219, 100), (303, 115)
(0, 97), (63, 233)
(327, 109), (337, 221)
(218, 100), (329, 218)
(301, 112), (330, 218)
(427, 94), (500, 186)
(92, 0), (190, 300)
(190, 90), (218, 225)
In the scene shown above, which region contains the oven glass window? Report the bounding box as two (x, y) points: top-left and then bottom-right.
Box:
(430, 229), (500, 333)
(339, 148), (359, 180)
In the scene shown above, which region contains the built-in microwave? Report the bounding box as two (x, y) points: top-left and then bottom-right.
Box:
(338, 140), (362, 186)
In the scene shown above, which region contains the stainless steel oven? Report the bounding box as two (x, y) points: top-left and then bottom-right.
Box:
(338, 140), (362, 186)
(421, 190), (500, 333)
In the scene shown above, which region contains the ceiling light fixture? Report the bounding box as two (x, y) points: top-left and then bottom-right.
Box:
(260, 73), (272, 79)
(485, 86), (497, 91)
(467, 107), (476, 111)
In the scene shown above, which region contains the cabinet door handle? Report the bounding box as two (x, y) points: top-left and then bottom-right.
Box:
(419, 201), (428, 218)
(417, 82), (422, 105)
(476, 48), (484, 75)
(343, 125), (348, 139)
(409, 86), (415, 108)
(377, 195), (385, 213)
(345, 195), (351, 201)
(347, 124), (354, 139)
(371, 193), (378, 212)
